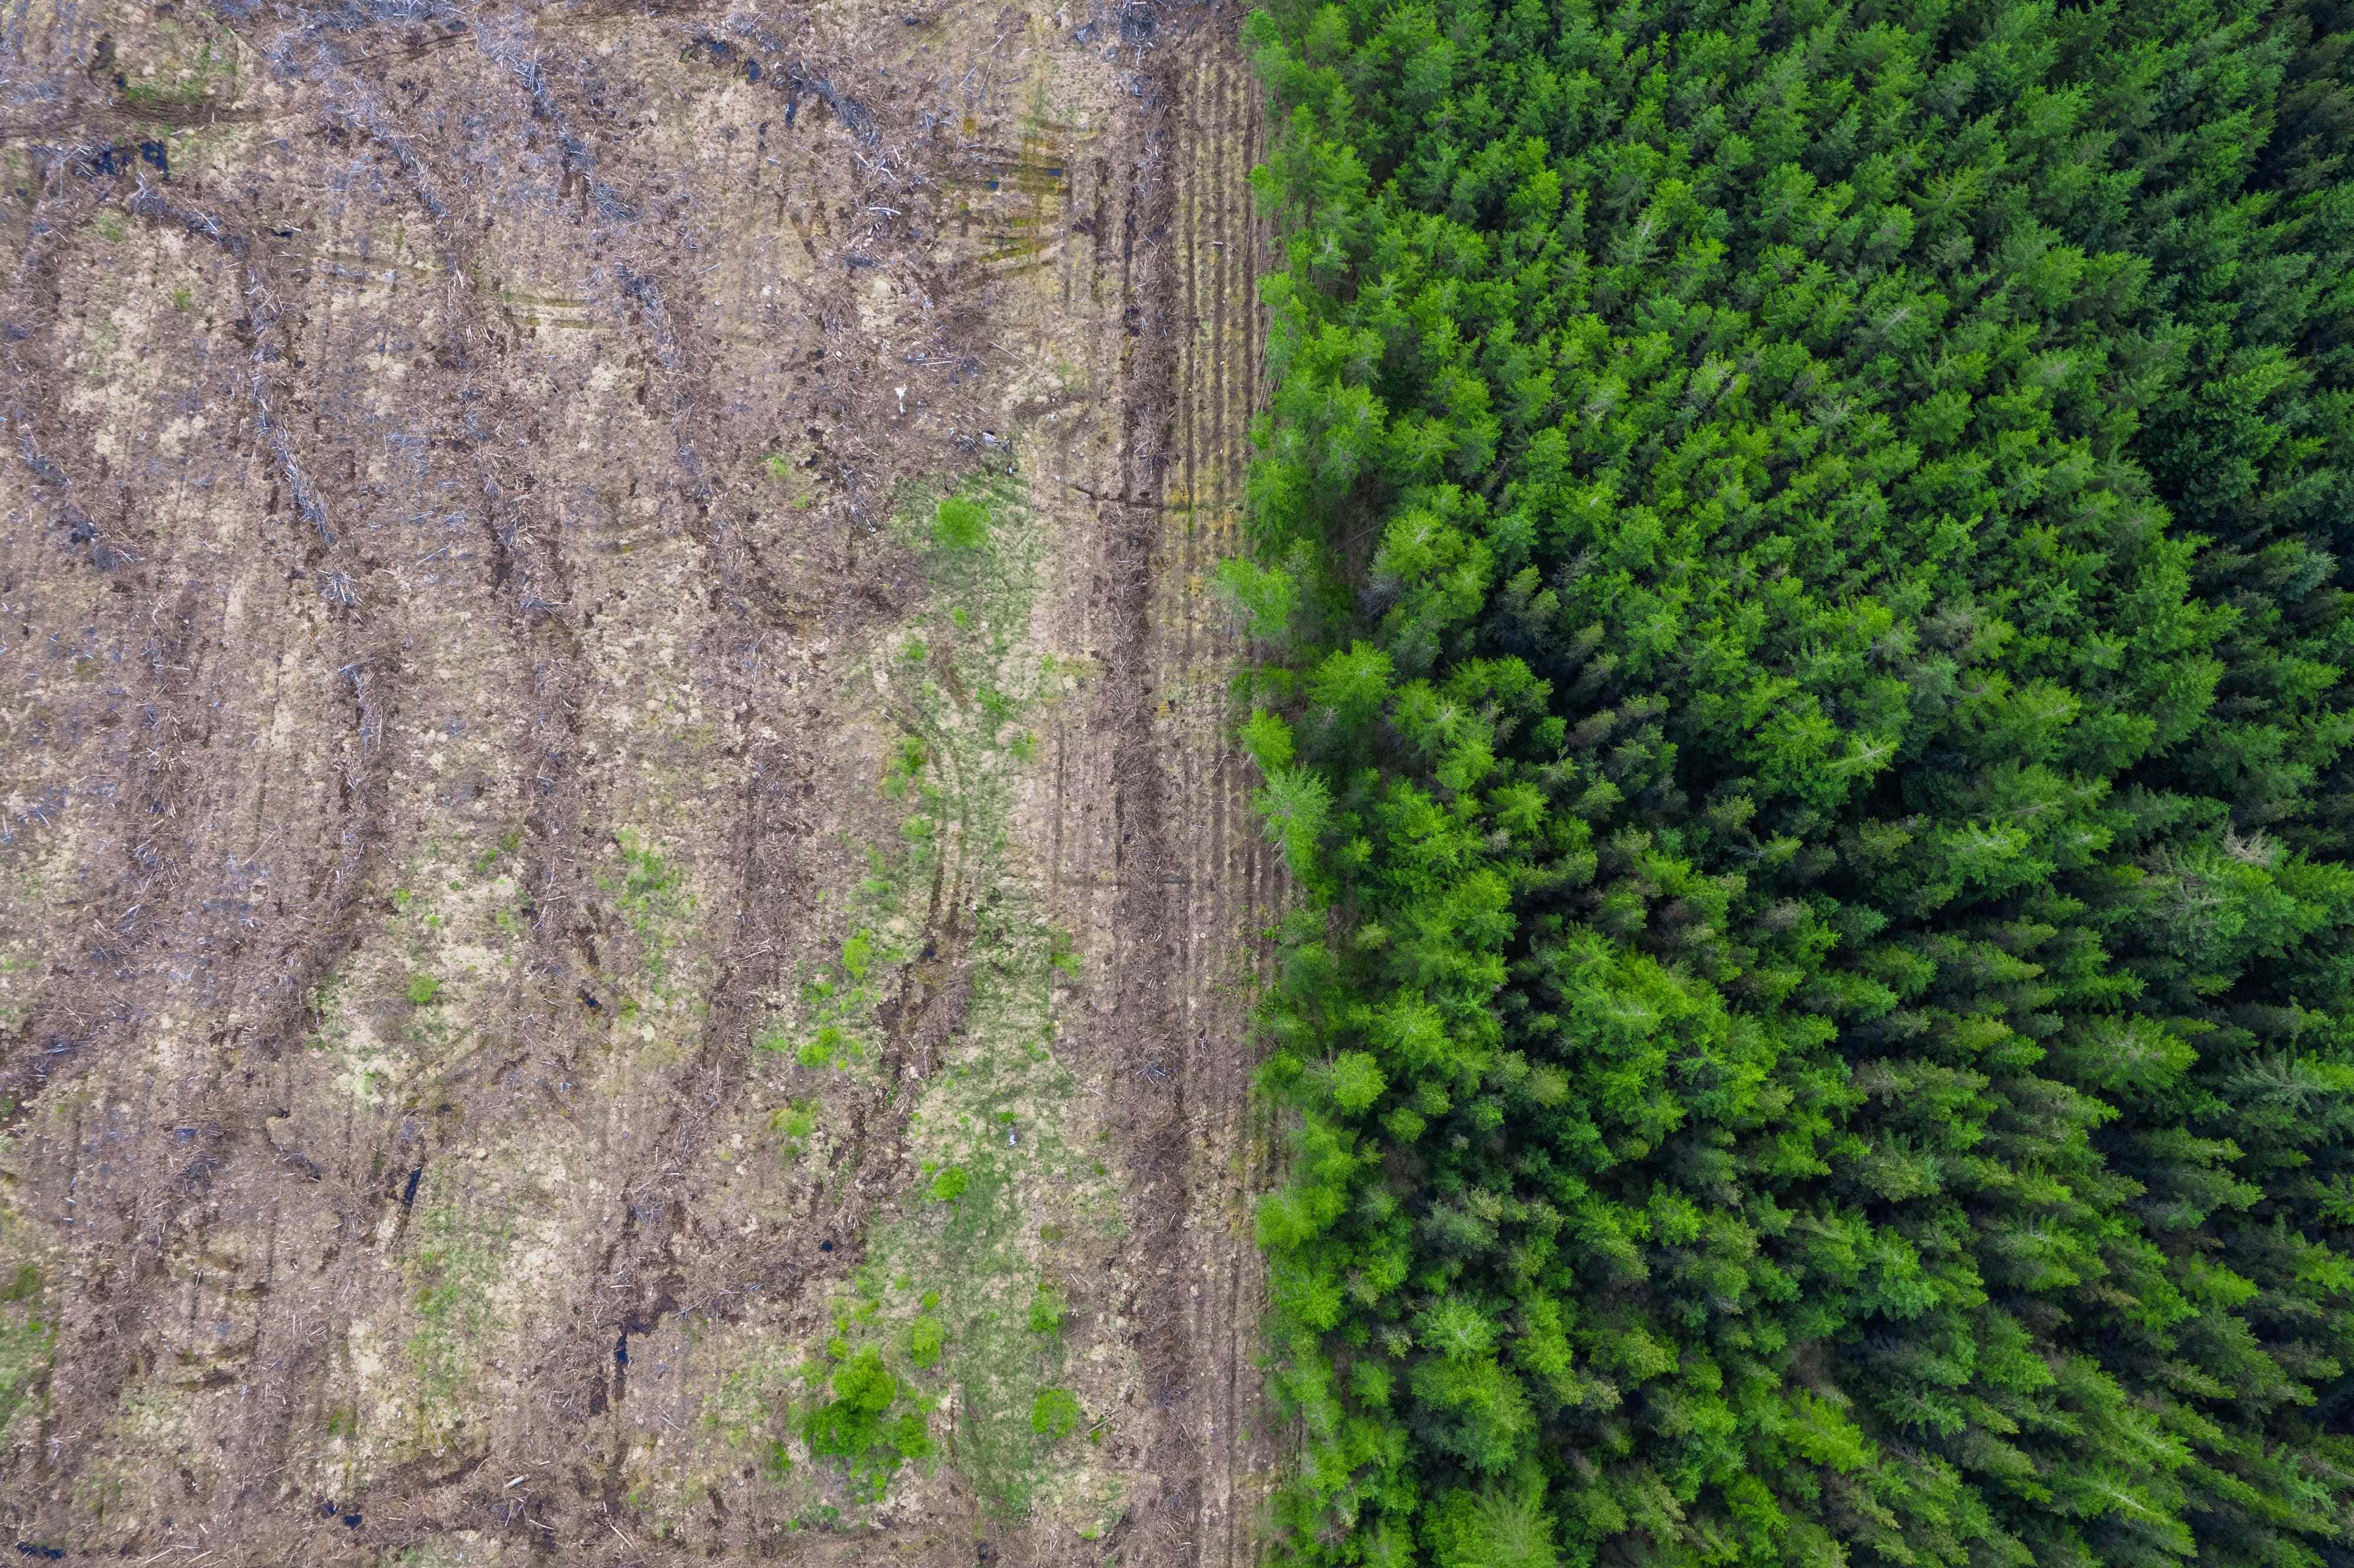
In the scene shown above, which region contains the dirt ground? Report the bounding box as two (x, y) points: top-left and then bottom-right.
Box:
(0, 0), (1275, 1559)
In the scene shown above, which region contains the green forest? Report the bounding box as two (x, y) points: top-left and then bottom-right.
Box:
(1230, 1), (2354, 1564)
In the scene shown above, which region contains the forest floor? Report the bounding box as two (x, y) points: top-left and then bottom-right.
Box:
(0, 0), (1275, 1561)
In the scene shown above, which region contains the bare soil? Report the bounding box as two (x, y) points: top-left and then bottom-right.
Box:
(0, 0), (1274, 1560)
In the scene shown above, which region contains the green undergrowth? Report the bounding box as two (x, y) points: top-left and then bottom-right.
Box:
(71, 1377), (203, 1537)
(310, 828), (536, 1107)
(725, 464), (1128, 1534)
(800, 1340), (936, 1500)
(397, 1192), (518, 1452)
(330, 1145), (571, 1488)
(311, 823), (703, 1109)
(0, 1217), (51, 1442)
(0, 950), (30, 1036)
(597, 830), (697, 1002)
(117, 18), (240, 106)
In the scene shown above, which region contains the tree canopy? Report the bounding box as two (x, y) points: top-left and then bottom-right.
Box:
(1236, 1), (2354, 1563)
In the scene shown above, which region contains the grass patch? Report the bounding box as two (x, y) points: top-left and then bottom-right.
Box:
(473, 828), (521, 877)
(769, 1099), (819, 1158)
(118, 22), (238, 106)
(0, 1264), (50, 1439)
(398, 1197), (515, 1449)
(599, 831), (693, 992)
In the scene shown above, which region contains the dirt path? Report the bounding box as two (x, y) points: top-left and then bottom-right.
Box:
(1019, 35), (1276, 1568)
(1159, 45), (1278, 1568)
(0, 0), (1271, 1561)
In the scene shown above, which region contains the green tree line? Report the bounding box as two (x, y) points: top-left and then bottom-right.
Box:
(1231, 1), (2354, 1564)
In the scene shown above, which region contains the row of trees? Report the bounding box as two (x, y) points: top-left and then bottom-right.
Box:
(1234, 1), (2354, 1564)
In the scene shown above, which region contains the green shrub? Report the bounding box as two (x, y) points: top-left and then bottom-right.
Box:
(1029, 1387), (1082, 1442)
(801, 1347), (931, 1500)
(909, 1315), (945, 1370)
(932, 495), (990, 551)
(794, 1026), (845, 1069)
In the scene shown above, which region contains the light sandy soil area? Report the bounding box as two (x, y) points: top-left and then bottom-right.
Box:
(0, 0), (1274, 1559)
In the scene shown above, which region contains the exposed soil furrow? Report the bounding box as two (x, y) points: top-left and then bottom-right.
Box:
(1160, 46), (1278, 1568)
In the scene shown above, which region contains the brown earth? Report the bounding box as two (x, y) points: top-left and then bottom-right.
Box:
(0, 0), (1276, 1560)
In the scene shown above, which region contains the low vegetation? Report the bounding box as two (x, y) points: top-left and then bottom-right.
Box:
(709, 472), (1129, 1536)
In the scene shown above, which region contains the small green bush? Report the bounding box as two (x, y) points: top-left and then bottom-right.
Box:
(406, 974), (441, 1006)
(797, 1026), (846, 1069)
(841, 930), (875, 984)
(909, 1315), (945, 1369)
(1030, 1387), (1082, 1442)
(770, 1100), (817, 1146)
(882, 736), (927, 798)
(932, 495), (990, 551)
(800, 1347), (930, 1500)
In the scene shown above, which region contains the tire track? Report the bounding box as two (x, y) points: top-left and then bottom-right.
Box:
(1016, 19), (1267, 1563)
(1161, 38), (1274, 1568)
